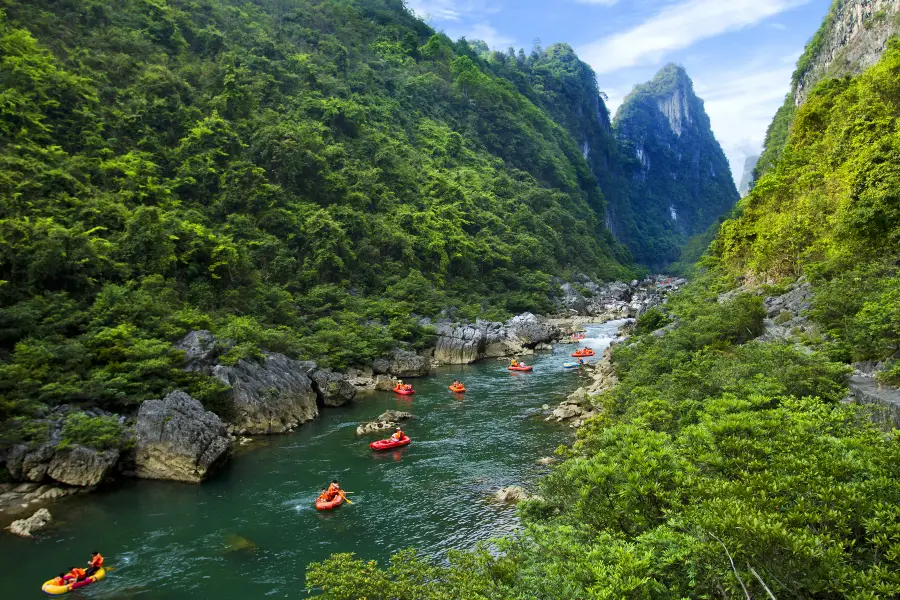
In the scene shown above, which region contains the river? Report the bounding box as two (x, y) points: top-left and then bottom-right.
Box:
(1, 320), (626, 598)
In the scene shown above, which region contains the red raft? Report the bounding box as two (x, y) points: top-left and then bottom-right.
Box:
(393, 386), (415, 395)
(370, 436), (411, 451)
(571, 349), (595, 358)
(315, 493), (344, 511)
(508, 365), (533, 372)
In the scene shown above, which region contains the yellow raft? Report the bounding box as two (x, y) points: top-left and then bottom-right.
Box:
(42, 568), (106, 595)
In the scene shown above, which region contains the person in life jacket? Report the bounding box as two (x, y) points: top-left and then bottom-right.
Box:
(510, 359), (518, 367)
(326, 480), (341, 500)
(317, 488), (330, 503)
(86, 551), (104, 576)
(51, 573), (68, 587)
(66, 566), (86, 582)
(390, 427), (405, 442)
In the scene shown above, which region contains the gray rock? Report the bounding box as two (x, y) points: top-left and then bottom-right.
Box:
(213, 353), (319, 434)
(134, 391), (232, 482)
(8, 508), (52, 537)
(5, 445), (28, 480)
(493, 486), (529, 503)
(506, 313), (554, 346)
(356, 411), (413, 435)
(373, 349), (431, 378)
(20, 444), (55, 482)
(848, 375), (900, 430)
(47, 446), (119, 487)
(310, 369), (357, 407)
(377, 410), (413, 423)
(175, 330), (221, 372)
(434, 323), (486, 365)
(374, 375), (400, 391)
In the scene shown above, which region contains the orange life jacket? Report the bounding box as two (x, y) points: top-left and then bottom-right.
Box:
(391, 431), (404, 441)
(91, 554), (104, 568)
(52, 577), (67, 586)
(69, 568), (86, 579)
(328, 483), (340, 495)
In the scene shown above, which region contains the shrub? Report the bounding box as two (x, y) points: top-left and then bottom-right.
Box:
(58, 413), (130, 451)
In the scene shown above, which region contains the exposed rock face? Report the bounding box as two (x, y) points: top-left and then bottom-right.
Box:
(47, 447), (119, 487)
(553, 276), (679, 319)
(213, 353), (319, 434)
(848, 375), (900, 430)
(373, 349), (431, 378)
(758, 281), (817, 343)
(310, 368), (357, 407)
(175, 330), (221, 371)
(610, 64), (739, 268)
(434, 314), (559, 365)
(5, 441), (119, 488)
(134, 391), (232, 482)
(8, 508), (52, 538)
(795, 0), (900, 106)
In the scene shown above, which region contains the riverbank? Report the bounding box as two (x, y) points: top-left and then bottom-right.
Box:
(0, 325), (625, 597)
(0, 277), (681, 522)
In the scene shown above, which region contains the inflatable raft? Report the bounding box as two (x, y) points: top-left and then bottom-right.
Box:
(315, 494), (344, 511)
(571, 349), (595, 358)
(563, 362), (582, 369)
(508, 365), (533, 372)
(370, 436), (411, 451)
(42, 568), (106, 596)
(393, 386), (415, 395)
(448, 384), (466, 393)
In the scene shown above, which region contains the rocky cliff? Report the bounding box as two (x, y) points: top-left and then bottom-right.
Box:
(609, 65), (739, 268)
(755, 0), (900, 181)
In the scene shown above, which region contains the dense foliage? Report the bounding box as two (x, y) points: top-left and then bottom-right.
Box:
(307, 27), (900, 599)
(309, 277), (900, 598)
(717, 40), (900, 371)
(610, 64), (739, 269)
(0, 0), (638, 444)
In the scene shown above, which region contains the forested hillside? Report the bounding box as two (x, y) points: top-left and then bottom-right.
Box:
(306, 16), (900, 600)
(610, 65), (739, 268)
(0, 0), (637, 440)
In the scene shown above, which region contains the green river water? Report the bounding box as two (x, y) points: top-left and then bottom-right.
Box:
(1, 321), (625, 599)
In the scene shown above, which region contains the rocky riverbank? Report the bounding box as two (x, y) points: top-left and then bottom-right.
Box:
(0, 276), (679, 521)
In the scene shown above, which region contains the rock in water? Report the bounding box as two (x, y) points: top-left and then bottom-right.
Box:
(310, 369), (357, 407)
(493, 486), (529, 503)
(134, 391), (233, 483)
(48, 446), (119, 487)
(213, 353), (318, 434)
(8, 508), (52, 537)
(356, 410), (413, 435)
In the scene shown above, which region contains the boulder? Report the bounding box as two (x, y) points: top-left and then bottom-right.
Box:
(213, 353), (319, 434)
(374, 375), (400, 391)
(8, 508), (52, 537)
(433, 323), (485, 365)
(535, 457), (555, 466)
(134, 391), (233, 483)
(20, 444), (55, 482)
(373, 349), (431, 378)
(47, 446), (119, 487)
(175, 330), (222, 372)
(506, 313), (555, 346)
(310, 369), (357, 407)
(356, 410), (413, 435)
(4, 445), (28, 480)
(848, 375), (900, 430)
(493, 486), (529, 503)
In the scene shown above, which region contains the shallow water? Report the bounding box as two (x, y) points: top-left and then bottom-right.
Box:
(1, 321), (626, 598)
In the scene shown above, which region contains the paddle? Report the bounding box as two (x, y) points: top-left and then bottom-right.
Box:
(339, 491), (353, 505)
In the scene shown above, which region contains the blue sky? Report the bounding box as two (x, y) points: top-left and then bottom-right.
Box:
(406, 0), (833, 181)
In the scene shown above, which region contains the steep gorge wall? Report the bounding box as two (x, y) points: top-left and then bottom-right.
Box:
(795, 0), (900, 105)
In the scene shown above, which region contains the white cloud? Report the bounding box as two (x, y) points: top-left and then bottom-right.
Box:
(693, 53), (799, 179)
(579, 0), (812, 74)
(466, 23), (516, 48)
(573, 0), (621, 5)
(405, 0), (463, 22)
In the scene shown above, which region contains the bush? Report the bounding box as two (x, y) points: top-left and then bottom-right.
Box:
(58, 413), (130, 451)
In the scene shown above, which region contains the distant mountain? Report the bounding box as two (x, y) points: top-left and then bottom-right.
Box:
(608, 64), (739, 269)
(739, 155), (759, 196)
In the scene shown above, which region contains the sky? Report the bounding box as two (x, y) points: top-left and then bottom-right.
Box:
(405, 0), (834, 182)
